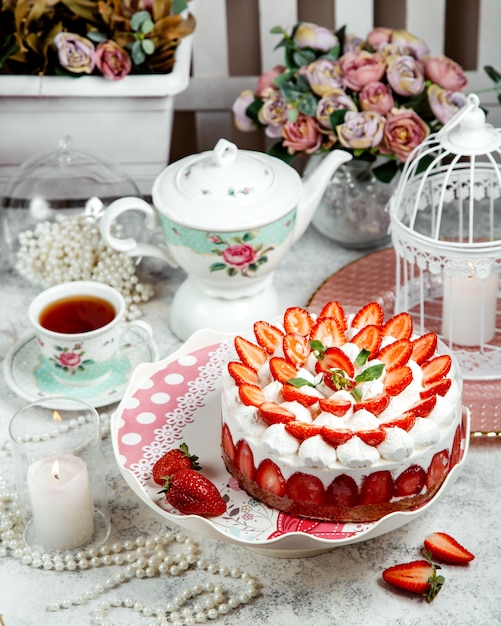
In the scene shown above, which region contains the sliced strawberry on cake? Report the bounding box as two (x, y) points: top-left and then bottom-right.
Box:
(234, 335), (267, 370)
(381, 311), (413, 340)
(352, 302), (384, 329)
(253, 320), (284, 354)
(318, 300), (347, 331)
(283, 306), (313, 336)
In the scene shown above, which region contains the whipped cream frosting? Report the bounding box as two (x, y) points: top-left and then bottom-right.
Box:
(223, 314), (461, 473)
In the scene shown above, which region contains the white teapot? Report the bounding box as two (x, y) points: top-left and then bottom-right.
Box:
(99, 139), (351, 340)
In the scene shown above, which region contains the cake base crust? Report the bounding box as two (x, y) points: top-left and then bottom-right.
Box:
(222, 444), (457, 523)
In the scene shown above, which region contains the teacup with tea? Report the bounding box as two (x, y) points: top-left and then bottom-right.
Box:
(29, 281), (153, 386)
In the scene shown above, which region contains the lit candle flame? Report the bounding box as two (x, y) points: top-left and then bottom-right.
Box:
(53, 410), (62, 423)
(52, 459), (60, 480)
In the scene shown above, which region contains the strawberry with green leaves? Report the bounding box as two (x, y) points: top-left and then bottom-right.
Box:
(162, 468), (226, 516)
(152, 443), (201, 486)
(382, 553), (445, 602)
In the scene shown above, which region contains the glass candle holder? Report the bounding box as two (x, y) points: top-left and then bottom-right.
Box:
(9, 397), (110, 552)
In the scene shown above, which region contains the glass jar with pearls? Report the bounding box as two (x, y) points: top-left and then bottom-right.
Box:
(1, 136), (154, 319)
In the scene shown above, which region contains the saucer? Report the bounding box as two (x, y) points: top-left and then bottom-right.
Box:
(4, 333), (159, 409)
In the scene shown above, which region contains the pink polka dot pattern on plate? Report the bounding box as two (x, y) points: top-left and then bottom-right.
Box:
(117, 341), (231, 482)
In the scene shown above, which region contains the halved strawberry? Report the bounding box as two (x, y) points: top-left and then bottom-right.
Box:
(234, 335), (267, 370)
(360, 470), (393, 505)
(449, 425), (462, 469)
(235, 440), (255, 480)
(325, 474), (359, 507)
(423, 532), (474, 565)
(384, 365), (413, 396)
(355, 392), (391, 416)
(382, 410), (417, 431)
(286, 472), (325, 505)
(382, 557), (445, 602)
(420, 378), (452, 399)
(426, 449), (449, 490)
(322, 369), (357, 394)
(320, 426), (354, 447)
(377, 338), (412, 371)
(421, 355), (452, 385)
(318, 300), (347, 332)
(285, 421), (322, 441)
(411, 332), (437, 365)
(410, 394), (437, 417)
(351, 324), (381, 357)
(357, 429), (386, 446)
(283, 333), (311, 367)
(282, 382), (319, 407)
(238, 383), (266, 407)
(318, 397), (352, 416)
(227, 361), (259, 386)
(255, 459), (287, 497)
(253, 320), (284, 354)
(394, 464), (426, 497)
(310, 317), (346, 348)
(381, 312), (413, 340)
(222, 423), (236, 463)
(269, 357), (297, 383)
(352, 302), (384, 329)
(283, 306), (314, 336)
(314, 346), (354, 377)
(257, 402), (296, 425)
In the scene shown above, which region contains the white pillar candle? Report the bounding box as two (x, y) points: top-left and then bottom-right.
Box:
(27, 453), (94, 550)
(441, 271), (498, 346)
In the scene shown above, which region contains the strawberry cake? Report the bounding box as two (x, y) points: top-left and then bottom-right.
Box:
(221, 301), (464, 523)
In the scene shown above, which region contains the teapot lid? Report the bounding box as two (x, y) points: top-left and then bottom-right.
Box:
(152, 139), (302, 231)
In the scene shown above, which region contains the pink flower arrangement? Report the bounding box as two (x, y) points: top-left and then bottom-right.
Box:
(233, 23), (468, 181)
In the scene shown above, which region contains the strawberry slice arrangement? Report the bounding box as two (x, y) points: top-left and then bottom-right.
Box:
(221, 300), (461, 521)
(152, 444), (226, 517)
(382, 532), (474, 602)
(229, 301), (453, 452)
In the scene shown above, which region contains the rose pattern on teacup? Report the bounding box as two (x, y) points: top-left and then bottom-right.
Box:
(50, 343), (93, 375)
(208, 232), (274, 277)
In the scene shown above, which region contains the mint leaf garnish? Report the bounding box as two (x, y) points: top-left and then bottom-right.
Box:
(288, 377), (316, 388)
(355, 348), (370, 367)
(309, 339), (326, 358)
(355, 363), (385, 383)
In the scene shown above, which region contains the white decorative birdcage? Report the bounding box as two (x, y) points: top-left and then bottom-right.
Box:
(389, 93), (501, 380)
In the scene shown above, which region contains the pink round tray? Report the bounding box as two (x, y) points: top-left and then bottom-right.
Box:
(308, 248), (501, 436)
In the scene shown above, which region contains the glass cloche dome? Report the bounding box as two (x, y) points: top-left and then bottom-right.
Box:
(1, 136), (153, 319)
(2, 135), (142, 267)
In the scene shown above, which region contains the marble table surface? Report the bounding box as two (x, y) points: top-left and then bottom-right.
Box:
(0, 225), (500, 626)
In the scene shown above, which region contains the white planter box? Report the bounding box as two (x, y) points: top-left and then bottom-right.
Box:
(0, 33), (193, 196)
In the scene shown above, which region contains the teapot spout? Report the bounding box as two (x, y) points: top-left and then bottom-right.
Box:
(294, 150), (353, 242)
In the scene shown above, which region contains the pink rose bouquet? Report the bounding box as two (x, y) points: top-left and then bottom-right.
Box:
(233, 23), (468, 181)
(0, 0), (195, 80)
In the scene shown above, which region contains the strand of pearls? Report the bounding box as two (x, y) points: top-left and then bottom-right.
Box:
(15, 213), (154, 320)
(1, 412), (111, 456)
(0, 476), (259, 625)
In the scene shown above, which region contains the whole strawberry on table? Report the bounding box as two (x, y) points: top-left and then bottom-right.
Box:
(152, 443), (226, 517)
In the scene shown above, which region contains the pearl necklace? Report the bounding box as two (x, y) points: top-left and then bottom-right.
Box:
(0, 448), (259, 625)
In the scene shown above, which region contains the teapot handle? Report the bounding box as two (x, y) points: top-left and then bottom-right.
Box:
(98, 197), (178, 267)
